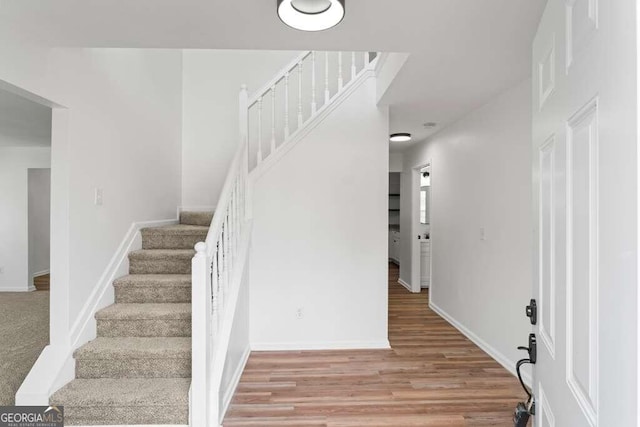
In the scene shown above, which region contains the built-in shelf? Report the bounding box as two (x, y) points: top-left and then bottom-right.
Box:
(389, 209), (400, 212)
(389, 194), (400, 197)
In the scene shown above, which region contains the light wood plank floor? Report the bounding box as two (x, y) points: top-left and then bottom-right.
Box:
(34, 273), (50, 291)
(224, 263), (522, 426)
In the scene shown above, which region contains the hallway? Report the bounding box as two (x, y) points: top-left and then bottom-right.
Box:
(224, 264), (522, 426)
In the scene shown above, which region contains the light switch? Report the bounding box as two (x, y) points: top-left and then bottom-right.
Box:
(480, 227), (487, 241)
(94, 188), (103, 206)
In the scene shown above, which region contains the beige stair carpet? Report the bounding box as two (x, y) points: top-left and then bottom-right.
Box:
(51, 211), (212, 425)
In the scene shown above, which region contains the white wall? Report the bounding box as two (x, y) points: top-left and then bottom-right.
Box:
(218, 262), (250, 419)
(0, 89), (51, 147)
(0, 45), (184, 340)
(250, 75), (389, 349)
(400, 78), (532, 372)
(181, 50), (299, 208)
(389, 152), (403, 172)
(0, 147), (51, 291)
(28, 168), (51, 282)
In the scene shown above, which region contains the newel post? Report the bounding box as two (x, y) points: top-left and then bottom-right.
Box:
(192, 242), (211, 425)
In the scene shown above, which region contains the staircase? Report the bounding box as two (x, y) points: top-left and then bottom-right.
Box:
(50, 211), (213, 426)
(47, 50), (378, 426)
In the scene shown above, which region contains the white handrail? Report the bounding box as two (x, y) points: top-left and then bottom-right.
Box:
(248, 50), (376, 169)
(191, 85), (250, 426)
(248, 51), (312, 107)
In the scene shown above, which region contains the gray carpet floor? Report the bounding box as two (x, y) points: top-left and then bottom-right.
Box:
(0, 291), (49, 405)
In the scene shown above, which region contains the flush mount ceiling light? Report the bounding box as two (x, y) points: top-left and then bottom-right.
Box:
(277, 0), (345, 32)
(389, 133), (412, 142)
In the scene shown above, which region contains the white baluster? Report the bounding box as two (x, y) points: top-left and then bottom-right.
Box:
(270, 85), (276, 154)
(226, 210), (233, 274)
(351, 52), (356, 80)
(211, 246), (219, 336)
(216, 242), (224, 317)
(256, 97), (263, 164)
(234, 179), (240, 252)
(224, 215), (230, 293)
(325, 51), (330, 104)
(298, 61), (303, 128)
(284, 72), (290, 138)
(338, 52), (343, 90)
(311, 52), (317, 114)
(228, 198), (234, 270)
(364, 51), (369, 67)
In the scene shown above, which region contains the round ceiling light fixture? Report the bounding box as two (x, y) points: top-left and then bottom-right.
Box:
(277, 0), (345, 32)
(389, 133), (412, 143)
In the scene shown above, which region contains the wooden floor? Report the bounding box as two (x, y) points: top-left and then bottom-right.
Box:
(34, 273), (50, 291)
(224, 263), (522, 426)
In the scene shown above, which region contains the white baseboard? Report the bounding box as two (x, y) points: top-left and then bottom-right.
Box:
(16, 217), (178, 405)
(33, 269), (50, 278)
(251, 340), (391, 351)
(220, 346), (251, 421)
(397, 278), (412, 292)
(0, 285), (34, 292)
(429, 301), (532, 387)
(16, 344), (75, 405)
(178, 205), (216, 214)
(69, 218), (178, 349)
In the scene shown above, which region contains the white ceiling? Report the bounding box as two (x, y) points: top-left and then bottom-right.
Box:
(0, 0), (546, 152)
(0, 88), (52, 147)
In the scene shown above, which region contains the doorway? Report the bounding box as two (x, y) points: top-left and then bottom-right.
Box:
(0, 86), (53, 405)
(28, 168), (51, 291)
(0, 78), (69, 405)
(410, 162), (432, 294)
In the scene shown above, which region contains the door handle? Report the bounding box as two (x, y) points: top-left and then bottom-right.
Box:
(517, 334), (537, 364)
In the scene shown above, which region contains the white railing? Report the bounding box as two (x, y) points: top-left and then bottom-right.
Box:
(248, 51), (376, 170)
(191, 51), (376, 426)
(191, 87), (250, 426)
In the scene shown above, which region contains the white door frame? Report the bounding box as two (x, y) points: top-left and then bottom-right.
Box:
(0, 79), (70, 349)
(410, 160), (432, 294)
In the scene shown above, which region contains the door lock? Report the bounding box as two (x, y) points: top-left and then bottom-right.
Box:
(526, 299), (537, 325)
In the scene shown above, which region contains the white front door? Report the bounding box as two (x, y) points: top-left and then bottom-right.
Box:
(531, 1), (637, 426)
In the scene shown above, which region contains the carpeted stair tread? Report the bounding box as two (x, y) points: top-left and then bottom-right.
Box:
(49, 210), (208, 423)
(50, 378), (189, 425)
(129, 249), (195, 260)
(128, 249), (195, 274)
(113, 274), (191, 303)
(179, 210), (213, 226)
(142, 224), (209, 234)
(113, 274), (191, 287)
(75, 337), (191, 359)
(51, 378), (190, 405)
(141, 225), (208, 249)
(96, 303), (191, 320)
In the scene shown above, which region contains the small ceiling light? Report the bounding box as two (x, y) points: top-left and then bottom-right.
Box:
(390, 133), (412, 142)
(277, 0), (345, 32)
